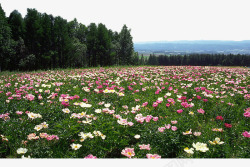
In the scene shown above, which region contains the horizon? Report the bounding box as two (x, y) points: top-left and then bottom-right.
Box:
(134, 39), (250, 43)
(1, 0), (250, 42)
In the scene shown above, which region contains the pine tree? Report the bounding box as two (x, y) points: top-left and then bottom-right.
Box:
(118, 25), (133, 65)
(0, 4), (15, 71)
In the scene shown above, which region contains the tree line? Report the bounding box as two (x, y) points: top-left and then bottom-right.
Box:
(0, 4), (135, 71)
(147, 54), (250, 66)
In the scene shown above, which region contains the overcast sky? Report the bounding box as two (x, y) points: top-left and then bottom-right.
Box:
(1, 0), (250, 42)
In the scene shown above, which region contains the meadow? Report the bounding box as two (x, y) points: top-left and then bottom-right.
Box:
(0, 66), (249, 158)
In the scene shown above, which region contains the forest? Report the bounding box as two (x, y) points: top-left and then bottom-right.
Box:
(0, 4), (134, 71)
(147, 54), (250, 66)
(0, 4), (249, 72)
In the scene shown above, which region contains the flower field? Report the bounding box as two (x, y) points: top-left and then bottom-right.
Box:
(0, 66), (249, 158)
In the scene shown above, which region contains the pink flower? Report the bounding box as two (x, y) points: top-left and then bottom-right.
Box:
(84, 154), (97, 159)
(166, 103), (170, 107)
(224, 123), (232, 128)
(121, 148), (135, 158)
(193, 132), (202, 136)
(127, 122), (134, 126)
(139, 144), (151, 150)
(165, 124), (171, 129)
(171, 120), (177, 124)
(203, 99), (208, 102)
(146, 154), (161, 159)
(167, 98), (175, 103)
(197, 108), (205, 114)
(243, 108), (250, 117)
(61, 101), (70, 107)
(16, 111), (23, 115)
(152, 102), (158, 108)
(39, 133), (48, 138)
(216, 116), (224, 121)
(145, 115), (153, 122)
(244, 112), (250, 117)
(158, 127), (165, 132)
(142, 102), (148, 107)
(242, 131), (250, 138)
(153, 117), (158, 121)
(82, 98), (88, 102)
(171, 126), (178, 131)
(177, 109), (183, 114)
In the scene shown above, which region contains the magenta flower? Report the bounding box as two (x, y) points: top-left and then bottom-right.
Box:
(242, 131), (250, 138)
(84, 154), (97, 159)
(244, 112), (250, 117)
(146, 154), (161, 159)
(177, 109), (183, 114)
(243, 108), (250, 117)
(216, 116), (223, 120)
(121, 148), (135, 158)
(152, 102), (158, 108)
(224, 123), (232, 128)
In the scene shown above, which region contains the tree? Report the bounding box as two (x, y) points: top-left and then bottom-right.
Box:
(8, 10), (25, 41)
(97, 23), (111, 66)
(0, 4), (15, 71)
(118, 25), (133, 65)
(86, 23), (98, 67)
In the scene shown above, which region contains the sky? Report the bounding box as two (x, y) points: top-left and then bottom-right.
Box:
(1, 0), (250, 42)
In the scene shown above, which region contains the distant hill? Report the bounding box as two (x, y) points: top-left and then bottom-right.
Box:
(134, 40), (250, 55)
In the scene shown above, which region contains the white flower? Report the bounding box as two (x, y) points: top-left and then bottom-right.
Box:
(82, 118), (92, 124)
(157, 97), (163, 102)
(62, 108), (71, 114)
(209, 137), (224, 145)
(134, 134), (140, 139)
(104, 103), (111, 108)
(86, 132), (94, 138)
(95, 109), (102, 113)
(21, 155), (31, 159)
(34, 125), (43, 131)
(183, 129), (192, 135)
(41, 122), (49, 128)
(118, 92), (125, 96)
(27, 112), (42, 119)
(100, 134), (106, 140)
(117, 118), (128, 125)
(192, 142), (209, 152)
(166, 92), (171, 96)
(80, 102), (92, 108)
(71, 143), (82, 150)
(184, 147), (194, 154)
(17, 148), (28, 154)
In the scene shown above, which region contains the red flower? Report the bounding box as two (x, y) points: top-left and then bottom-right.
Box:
(216, 116), (224, 121)
(224, 123), (232, 128)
